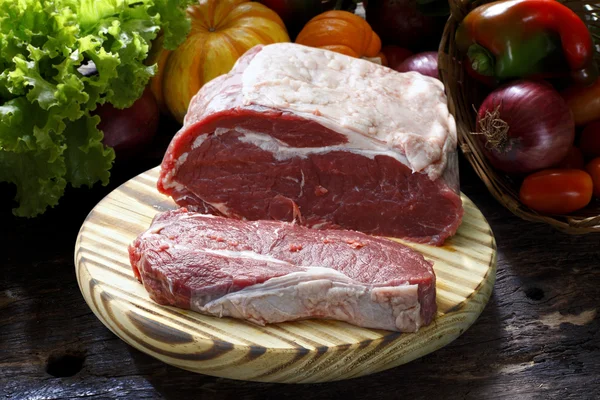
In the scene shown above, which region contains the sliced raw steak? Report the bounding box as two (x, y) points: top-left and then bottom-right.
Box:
(129, 209), (437, 332)
(158, 42), (463, 245)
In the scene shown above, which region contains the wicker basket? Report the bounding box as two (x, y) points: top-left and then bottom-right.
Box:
(438, 0), (600, 234)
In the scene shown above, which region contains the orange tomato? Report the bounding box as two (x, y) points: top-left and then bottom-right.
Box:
(579, 120), (600, 159)
(554, 146), (585, 169)
(561, 78), (600, 126)
(519, 169), (593, 214)
(586, 157), (600, 198)
(147, 0), (290, 123)
(295, 10), (381, 59)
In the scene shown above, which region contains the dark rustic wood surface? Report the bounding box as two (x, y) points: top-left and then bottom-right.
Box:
(1, 119), (599, 400)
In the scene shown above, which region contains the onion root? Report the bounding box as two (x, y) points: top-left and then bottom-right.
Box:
(472, 104), (510, 153)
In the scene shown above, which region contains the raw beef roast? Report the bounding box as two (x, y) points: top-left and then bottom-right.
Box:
(158, 43), (463, 245)
(129, 209), (437, 332)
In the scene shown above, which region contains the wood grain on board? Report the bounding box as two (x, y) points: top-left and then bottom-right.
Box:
(73, 166), (497, 383)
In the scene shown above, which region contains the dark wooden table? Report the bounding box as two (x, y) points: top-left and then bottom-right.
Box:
(2, 122), (599, 400)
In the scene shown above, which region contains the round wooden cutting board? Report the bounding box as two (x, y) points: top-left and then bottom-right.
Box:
(74, 166), (497, 384)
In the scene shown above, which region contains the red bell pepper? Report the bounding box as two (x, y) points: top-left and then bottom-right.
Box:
(455, 0), (598, 86)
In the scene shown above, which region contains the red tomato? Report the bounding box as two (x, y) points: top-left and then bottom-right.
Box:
(519, 169), (593, 214)
(381, 45), (413, 70)
(554, 146), (585, 169)
(579, 120), (600, 159)
(586, 157), (600, 198)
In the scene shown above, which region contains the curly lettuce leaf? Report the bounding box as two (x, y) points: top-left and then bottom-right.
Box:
(150, 0), (193, 50)
(0, 99), (67, 217)
(63, 114), (115, 188)
(0, 149), (67, 218)
(0, 0), (192, 217)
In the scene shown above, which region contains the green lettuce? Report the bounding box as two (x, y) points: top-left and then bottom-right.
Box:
(0, 0), (192, 217)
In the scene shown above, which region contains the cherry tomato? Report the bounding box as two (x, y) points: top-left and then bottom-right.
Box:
(585, 157), (600, 198)
(579, 120), (600, 159)
(519, 169), (593, 214)
(554, 146), (585, 169)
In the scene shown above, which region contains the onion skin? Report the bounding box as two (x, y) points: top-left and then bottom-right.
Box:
(475, 80), (575, 175)
(395, 51), (438, 79)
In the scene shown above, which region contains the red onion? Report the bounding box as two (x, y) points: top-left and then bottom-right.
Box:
(96, 87), (160, 160)
(475, 80), (575, 175)
(395, 51), (438, 79)
(381, 45), (413, 70)
(365, 0), (447, 52)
